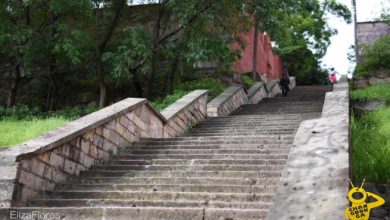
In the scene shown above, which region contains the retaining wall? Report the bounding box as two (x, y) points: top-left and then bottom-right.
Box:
(0, 91), (207, 207)
(266, 80), (349, 220)
(207, 77), (296, 117)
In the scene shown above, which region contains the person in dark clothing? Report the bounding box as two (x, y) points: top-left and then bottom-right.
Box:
(279, 73), (291, 97)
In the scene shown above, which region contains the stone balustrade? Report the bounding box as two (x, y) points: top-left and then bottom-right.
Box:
(266, 80), (349, 220)
(207, 86), (250, 117)
(161, 90), (208, 138)
(207, 78), (295, 117)
(0, 90), (207, 207)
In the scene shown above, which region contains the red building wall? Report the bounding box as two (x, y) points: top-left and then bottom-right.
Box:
(232, 28), (284, 80)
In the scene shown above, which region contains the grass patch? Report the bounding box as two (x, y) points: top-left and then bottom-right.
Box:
(0, 117), (69, 147)
(351, 83), (390, 183)
(350, 83), (390, 104)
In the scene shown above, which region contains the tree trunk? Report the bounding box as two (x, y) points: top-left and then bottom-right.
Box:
(95, 0), (125, 108)
(252, 21), (259, 81)
(352, 0), (359, 62)
(132, 71), (144, 97)
(145, 2), (164, 99)
(165, 58), (179, 95)
(97, 49), (107, 109)
(6, 64), (21, 108)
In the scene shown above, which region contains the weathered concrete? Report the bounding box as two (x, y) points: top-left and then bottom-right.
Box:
(266, 83), (349, 220)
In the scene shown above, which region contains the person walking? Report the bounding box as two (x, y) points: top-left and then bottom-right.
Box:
(279, 73), (291, 97)
(328, 67), (338, 85)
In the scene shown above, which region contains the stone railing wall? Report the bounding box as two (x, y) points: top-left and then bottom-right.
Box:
(161, 90), (208, 138)
(207, 86), (250, 117)
(247, 82), (268, 104)
(207, 77), (296, 117)
(0, 90), (207, 207)
(247, 77), (296, 104)
(266, 80), (349, 220)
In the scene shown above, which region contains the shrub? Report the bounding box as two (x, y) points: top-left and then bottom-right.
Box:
(241, 75), (257, 89)
(178, 77), (227, 102)
(356, 36), (390, 75)
(151, 90), (188, 111)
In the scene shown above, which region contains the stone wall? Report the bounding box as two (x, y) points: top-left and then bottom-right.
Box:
(266, 81), (350, 220)
(357, 21), (390, 61)
(161, 90), (208, 138)
(207, 78), (290, 117)
(0, 91), (207, 207)
(207, 86), (250, 117)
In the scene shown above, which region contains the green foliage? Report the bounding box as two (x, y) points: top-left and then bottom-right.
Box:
(351, 83), (390, 104)
(0, 117), (69, 146)
(151, 90), (188, 111)
(355, 36), (390, 76)
(352, 109), (390, 183)
(151, 77), (228, 111)
(351, 83), (390, 183)
(241, 75), (257, 88)
(178, 77), (227, 102)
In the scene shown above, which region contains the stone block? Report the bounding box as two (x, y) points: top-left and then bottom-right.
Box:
(63, 159), (77, 175)
(38, 152), (50, 163)
(69, 147), (81, 162)
(60, 144), (70, 158)
(18, 170), (35, 187)
(52, 171), (67, 183)
(89, 145), (98, 159)
(33, 176), (45, 191)
(80, 138), (90, 153)
(43, 165), (54, 181)
(83, 154), (95, 168)
(48, 153), (64, 169)
(83, 131), (94, 142)
(20, 158), (45, 177)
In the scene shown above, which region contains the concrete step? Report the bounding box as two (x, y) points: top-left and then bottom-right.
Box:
(1, 207), (267, 220)
(131, 144), (292, 150)
(77, 177), (281, 186)
(89, 164), (285, 172)
(29, 199), (272, 209)
(136, 140), (293, 146)
(80, 170), (283, 178)
(116, 153), (288, 160)
(55, 183), (278, 194)
(187, 131), (295, 136)
(108, 159), (287, 166)
(44, 191), (274, 203)
(140, 135), (295, 141)
(120, 149), (291, 155)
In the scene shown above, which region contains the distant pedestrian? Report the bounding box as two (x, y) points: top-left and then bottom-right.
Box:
(279, 73), (291, 97)
(328, 67), (338, 85)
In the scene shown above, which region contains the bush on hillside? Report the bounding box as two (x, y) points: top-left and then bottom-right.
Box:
(356, 36), (390, 76)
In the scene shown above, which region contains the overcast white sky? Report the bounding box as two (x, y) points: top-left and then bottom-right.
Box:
(322, 0), (390, 76)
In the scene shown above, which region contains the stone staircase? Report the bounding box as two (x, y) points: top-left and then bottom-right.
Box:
(25, 86), (331, 219)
